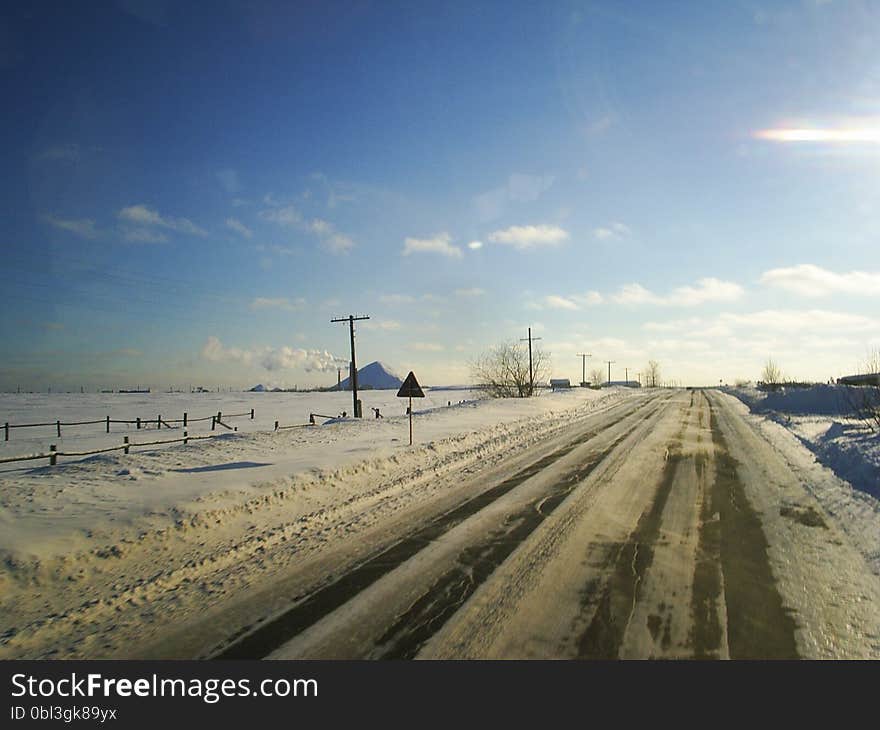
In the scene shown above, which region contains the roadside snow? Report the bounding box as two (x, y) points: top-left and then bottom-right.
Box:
(718, 390), (880, 575)
(723, 385), (879, 500)
(0, 386), (636, 658)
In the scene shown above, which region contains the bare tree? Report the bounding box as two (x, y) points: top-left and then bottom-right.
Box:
(470, 341), (551, 398)
(843, 348), (880, 432)
(761, 358), (782, 388)
(645, 360), (661, 388)
(590, 367), (605, 387)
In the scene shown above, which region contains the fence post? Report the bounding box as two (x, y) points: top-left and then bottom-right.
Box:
(49, 445), (57, 466)
(158, 415), (161, 430)
(251, 408), (254, 420)
(56, 420), (61, 438)
(211, 416), (215, 431)
(183, 412), (187, 428)
(124, 436), (130, 455)
(217, 411), (222, 425)
(106, 415), (110, 434)
(4, 422), (7, 442)
(274, 420), (279, 431)
(137, 417), (141, 430)
(184, 429), (188, 445)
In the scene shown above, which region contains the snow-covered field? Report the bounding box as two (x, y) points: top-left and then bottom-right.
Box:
(0, 388), (480, 466)
(0, 385), (631, 658)
(723, 385), (880, 500)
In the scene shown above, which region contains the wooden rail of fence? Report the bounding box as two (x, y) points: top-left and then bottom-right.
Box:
(0, 430), (220, 467)
(3, 408), (255, 441)
(0, 408), (344, 468)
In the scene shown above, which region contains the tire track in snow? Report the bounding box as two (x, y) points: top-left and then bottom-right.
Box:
(212, 396), (668, 659)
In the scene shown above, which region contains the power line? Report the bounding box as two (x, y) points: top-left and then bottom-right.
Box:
(331, 315), (370, 417)
(576, 353), (592, 386)
(520, 327), (542, 396)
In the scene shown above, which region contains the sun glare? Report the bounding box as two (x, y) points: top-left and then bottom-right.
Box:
(754, 127), (880, 143)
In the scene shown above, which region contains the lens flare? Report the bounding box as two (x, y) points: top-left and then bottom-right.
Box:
(754, 127), (880, 142)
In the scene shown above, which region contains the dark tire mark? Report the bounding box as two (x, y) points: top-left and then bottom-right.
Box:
(690, 444), (724, 658)
(370, 435), (631, 659)
(211, 395), (666, 659)
(575, 437), (682, 659)
(706, 395), (799, 659)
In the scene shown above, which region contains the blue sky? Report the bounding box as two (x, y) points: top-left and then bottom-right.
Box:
(2, 0), (880, 390)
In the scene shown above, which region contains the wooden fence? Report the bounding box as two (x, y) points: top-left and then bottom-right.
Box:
(3, 408), (255, 442)
(0, 408), (339, 468)
(0, 430), (223, 468)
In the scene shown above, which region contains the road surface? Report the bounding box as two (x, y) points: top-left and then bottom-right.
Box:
(206, 389), (880, 660)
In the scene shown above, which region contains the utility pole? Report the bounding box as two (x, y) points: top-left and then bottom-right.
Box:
(576, 353), (592, 387)
(625, 367), (628, 384)
(605, 360), (615, 384)
(331, 314), (370, 417)
(520, 327), (543, 396)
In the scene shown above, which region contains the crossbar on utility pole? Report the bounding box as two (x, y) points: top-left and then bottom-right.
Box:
(605, 360), (616, 384)
(520, 327), (543, 396)
(576, 353), (592, 386)
(331, 314), (370, 417)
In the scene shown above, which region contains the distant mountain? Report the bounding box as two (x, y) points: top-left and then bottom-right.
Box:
(336, 361), (404, 390)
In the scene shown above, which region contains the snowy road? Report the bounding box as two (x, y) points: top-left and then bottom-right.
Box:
(3, 388), (878, 659)
(212, 390), (880, 660)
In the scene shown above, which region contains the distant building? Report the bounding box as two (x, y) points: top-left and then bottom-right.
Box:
(837, 373), (880, 387)
(604, 380), (642, 388)
(549, 378), (571, 391)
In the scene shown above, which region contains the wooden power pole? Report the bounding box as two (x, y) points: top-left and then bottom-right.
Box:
(520, 327), (543, 396)
(605, 360), (616, 384)
(331, 314), (370, 417)
(576, 353), (592, 386)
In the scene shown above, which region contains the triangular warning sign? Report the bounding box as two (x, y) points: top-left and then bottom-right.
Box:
(397, 371), (425, 398)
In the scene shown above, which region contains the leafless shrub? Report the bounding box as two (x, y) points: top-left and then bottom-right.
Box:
(470, 341), (551, 398)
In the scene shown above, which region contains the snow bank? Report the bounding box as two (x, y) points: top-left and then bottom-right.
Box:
(726, 384), (862, 417)
(724, 385), (880, 499)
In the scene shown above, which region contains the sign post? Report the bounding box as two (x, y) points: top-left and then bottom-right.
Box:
(396, 371), (425, 446)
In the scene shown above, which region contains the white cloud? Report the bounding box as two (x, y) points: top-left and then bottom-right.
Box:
(530, 291), (603, 311)
(44, 215), (98, 239)
(544, 295), (580, 311)
(226, 218), (253, 239)
(719, 309), (879, 333)
(454, 288), (485, 298)
(118, 204), (207, 236)
(249, 297), (306, 312)
(760, 263), (880, 297)
(201, 336), (347, 373)
(488, 224), (569, 250)
(594, 222), (631, 240)
(402, 232), (463, 258)
(612, 278), (744, 306)
(201, 336), (253, 365)
(122, 228), (168, 243)
(259, 347), (347, 373)
(259, 205), (354, 253)
(323, 232), (354, 254)
(468, 240), (484, 250)
(259, 204), (302, 226)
